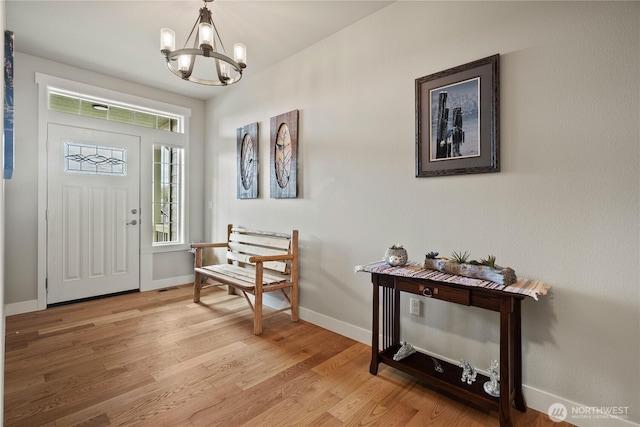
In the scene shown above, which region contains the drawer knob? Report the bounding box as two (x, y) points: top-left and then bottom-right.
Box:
(423, 288), (433, 297)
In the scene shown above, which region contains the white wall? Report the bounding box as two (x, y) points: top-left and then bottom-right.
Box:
(5, 53), (206, 306)
(205, 2), (639, 425)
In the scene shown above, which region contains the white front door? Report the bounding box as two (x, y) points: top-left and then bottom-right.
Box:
(47, 124), (140, 304)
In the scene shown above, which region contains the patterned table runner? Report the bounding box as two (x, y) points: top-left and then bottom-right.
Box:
(356, 260), (550, 300)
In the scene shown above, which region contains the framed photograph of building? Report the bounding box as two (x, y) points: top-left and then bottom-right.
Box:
(416, 54), (499, 177)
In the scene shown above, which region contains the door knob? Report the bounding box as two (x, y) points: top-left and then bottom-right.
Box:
(127, 219), (138, 225)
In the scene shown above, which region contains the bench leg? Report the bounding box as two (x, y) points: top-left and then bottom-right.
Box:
(254, 290), (263, 335)
(291, 285), (299, 322)
(193, 272), (202, 303)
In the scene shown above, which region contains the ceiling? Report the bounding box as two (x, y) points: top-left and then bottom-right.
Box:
(6, 0), (393, 100)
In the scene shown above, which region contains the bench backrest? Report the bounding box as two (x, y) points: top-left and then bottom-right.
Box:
(227, 226), (296, 274)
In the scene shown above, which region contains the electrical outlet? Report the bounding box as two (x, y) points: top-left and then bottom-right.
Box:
(410, 298), (421, 316)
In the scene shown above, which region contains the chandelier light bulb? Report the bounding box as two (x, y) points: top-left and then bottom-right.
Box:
(234, 43), (247, 66)
(220, 62), (230, 80)
(160, 28), (175, 52)
(178, 55), (191, 73)
(198, 22), (213, 49)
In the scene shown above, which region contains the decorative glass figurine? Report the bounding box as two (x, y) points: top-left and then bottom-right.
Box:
(431, 357), (444, 373)
(393, 342), (416, 361)
(459, 359), (477, 385)
(484, 360), (500, 397)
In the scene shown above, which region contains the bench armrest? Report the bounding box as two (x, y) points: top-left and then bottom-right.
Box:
(191, 242), (228, 249)
(249, 254), (295, 263)
(191, 242), (228, 268)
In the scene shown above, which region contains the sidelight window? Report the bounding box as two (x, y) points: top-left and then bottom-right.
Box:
(152, 145), (184, 244)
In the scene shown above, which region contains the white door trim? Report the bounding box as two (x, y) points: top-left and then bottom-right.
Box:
(36, 73), (191, 310)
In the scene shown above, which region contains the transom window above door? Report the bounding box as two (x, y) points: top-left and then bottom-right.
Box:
(48, 89), (183, 133)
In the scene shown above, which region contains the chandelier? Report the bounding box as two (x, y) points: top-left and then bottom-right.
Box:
(160, 0), (247, 86)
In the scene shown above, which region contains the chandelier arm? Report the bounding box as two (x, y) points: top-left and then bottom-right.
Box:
(165, 60), (242, 86)
(165, 49), (243, 72)
(164, 48), (243, 86)
(184, 16), (200, 50)
(210, 27), (218, 56)
(183, 58), (195, 79)
(201, 6), (227, 55)
(165, 61), (190, 80)
(190, 74), (241, 86)
(210, 20), (227, 55)
(214, 59), (227, 86)
(180, 27), (199, 79)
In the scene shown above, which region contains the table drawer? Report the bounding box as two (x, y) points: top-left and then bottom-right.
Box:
(374, 274), (395, 288)
(396, 278), (470, 306)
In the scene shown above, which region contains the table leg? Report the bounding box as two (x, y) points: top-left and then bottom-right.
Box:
(392, 288), (400, 346)
(499, 298), (513, 427)
(513, 299), (527, 411)
(370, 280), (380, 375)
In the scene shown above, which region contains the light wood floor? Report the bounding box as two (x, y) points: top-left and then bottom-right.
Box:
(5, 284), (573, 427)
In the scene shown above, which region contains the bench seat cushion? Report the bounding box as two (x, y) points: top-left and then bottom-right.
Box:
(197, 264), (288, 290)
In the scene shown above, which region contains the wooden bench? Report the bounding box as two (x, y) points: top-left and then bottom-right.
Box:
(191, 225), (299, 335)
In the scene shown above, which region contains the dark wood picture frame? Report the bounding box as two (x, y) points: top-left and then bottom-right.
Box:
(270, 110), (298, 198)
(237, 122), (258, 199)
(416, 54), (499, 177)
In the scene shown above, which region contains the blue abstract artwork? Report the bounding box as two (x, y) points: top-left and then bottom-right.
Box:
(4, 30), (14, 179)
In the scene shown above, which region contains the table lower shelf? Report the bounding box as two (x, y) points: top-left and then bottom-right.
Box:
(376, 344), (502, 410)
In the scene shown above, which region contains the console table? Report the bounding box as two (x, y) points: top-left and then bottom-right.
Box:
(366, 268), (530, 427)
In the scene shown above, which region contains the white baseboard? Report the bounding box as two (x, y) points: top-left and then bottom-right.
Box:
(299, 306), (371, 344)
(298, 307), (639, 427)
(140, 275), (194, 292)
(5, 299), (39, 316)
(5, 275), (194, 316)
(523, 386), (639, 427)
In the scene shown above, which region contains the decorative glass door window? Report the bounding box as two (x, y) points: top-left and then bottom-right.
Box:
(64, 141), (127, 176)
